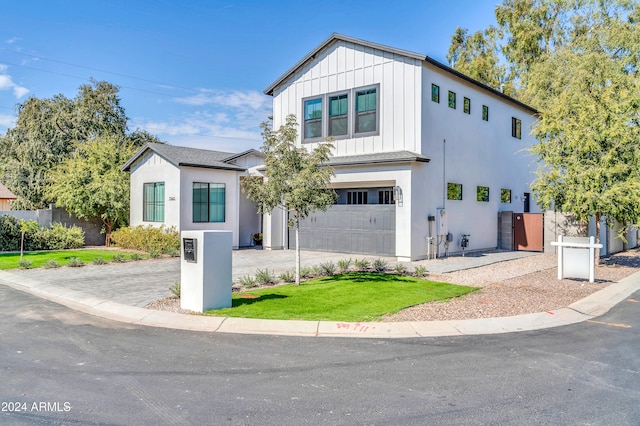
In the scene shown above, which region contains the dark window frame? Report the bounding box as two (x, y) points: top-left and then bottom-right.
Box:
(431, 84), (440, 103)
(500, 189), (512, 203)
(476, 186), (490, 202)
(447, 183), (463, 201)
(463, 97), (471, 114)
(512, 117), (522, 139)
(143, 182), (165, 222)
(482, 105), (489, 121)
(448, 91), (456, 109)
(192, 182), (226, 223)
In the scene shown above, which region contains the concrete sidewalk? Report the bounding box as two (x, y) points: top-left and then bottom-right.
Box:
(1, 249), (638, 338)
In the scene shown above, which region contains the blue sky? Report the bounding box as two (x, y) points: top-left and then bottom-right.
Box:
(0, 0), (499, 152)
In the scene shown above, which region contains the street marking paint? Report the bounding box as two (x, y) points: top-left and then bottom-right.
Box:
(586, 320), (631, 329)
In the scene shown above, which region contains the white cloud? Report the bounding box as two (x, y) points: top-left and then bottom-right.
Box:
(0, 113), (17, 130)
(0, 65), (29, 99)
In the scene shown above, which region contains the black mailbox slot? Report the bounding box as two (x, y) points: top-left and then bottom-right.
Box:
(183, 238), (197, 263)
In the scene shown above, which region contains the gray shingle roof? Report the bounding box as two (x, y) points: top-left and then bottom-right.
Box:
(121, 143), (251, 172)
(327, 151), (430, 167)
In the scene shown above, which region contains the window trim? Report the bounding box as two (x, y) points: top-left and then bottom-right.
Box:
(501, 188), (512, 203)
(463, 97), (471, 114)
(353, 84), (380, 137)
(142, 182), (165, 222)
(302, 96), (324, 142)
(448, 91), (456, 109)
(192, 182), (226, 223)
(327, 91), (350, 140)
(447, 183), (463, 201)
(476, 185), (490, 202)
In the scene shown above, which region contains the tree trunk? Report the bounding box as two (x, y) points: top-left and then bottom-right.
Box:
(20, 231), (25, 260)
(104, 220), (112, 248)
(295, 211), (300, 286)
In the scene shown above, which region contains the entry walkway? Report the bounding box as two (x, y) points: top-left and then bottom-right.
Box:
(1, 249), (638, 338)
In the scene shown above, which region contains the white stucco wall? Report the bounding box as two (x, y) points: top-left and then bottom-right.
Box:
(129, 151), (181, 229)
(179, 166), (241, 249)
(271, 40), (422, 156)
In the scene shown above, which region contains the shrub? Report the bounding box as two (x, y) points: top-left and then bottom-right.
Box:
(337, 258), (352, 273)
(92, 257), (108, 265)
(414, 265), (427, 278)
(43, 259), (61, 269)
(129, 253), (143, 261)
(372, 258), (388, 272)
(149, 249), (162, 258)
(255, 268), (276, 286)
(0, 215), (21, 251)
(300, 267), (313, 278)
(393, 263), (408, 275)
(67, 257), (85, 267)
(18, 258), (32, 269)
(33, 222), (84, 250)
(111, 225), (179, 255)
(238, 275), (257, 288)
(354, 258), (370, 271)
(319, 261), (336, 276)
(169, 282), (181, 298)
(112, 253), (127, 263)
(279, 270), (296, 283)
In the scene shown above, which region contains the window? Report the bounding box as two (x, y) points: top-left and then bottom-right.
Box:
(477, 186), (489, 202)
(431, 84), (440, 103)
(347, 191), (368, 205)
(193, 183), (225, 223)
(512, 117), (522, 139)
(378, 190), (394, 205)
(354, 87), (377, 134)
(303, 97), (322, 140)
(447, 183), (462, 201)
(500, 189), (512, 203)
(448, 91), (456, 109)
(328, 93), (348, 137)
(143, 182), (164, 222)
(482, 105), (489, 121)
(463, 97), (470, 114)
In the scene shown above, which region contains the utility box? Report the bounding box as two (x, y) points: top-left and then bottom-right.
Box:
(436, 209), (448, 236)
(180, 230), (232, 312)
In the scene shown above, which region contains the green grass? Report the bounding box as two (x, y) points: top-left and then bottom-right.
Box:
(0, 249), (146, 270)
(206, 272), (477, 322)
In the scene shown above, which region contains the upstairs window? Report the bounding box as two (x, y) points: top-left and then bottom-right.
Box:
(431, 84), (440, 103)
(303, 97), (323, 140)
(448, 91), (456, 109)
(477, 186), (489, 202)
(328, 93), (348, 137)
(143, 182), (165, 222)
(482, 105), (489, 121)
(447, 183), (462, 201)
(501, 189), (512, 203)
(512, 117), (522, 139)
(463, 97), (471, 114)
(354, 87), (378, 135)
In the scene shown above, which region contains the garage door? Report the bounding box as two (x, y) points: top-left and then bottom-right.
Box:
(289, 205), (396, 256)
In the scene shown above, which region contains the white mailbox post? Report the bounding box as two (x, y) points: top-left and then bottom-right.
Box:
(551, 235), (603, 283)
(180, 230), (232, 312)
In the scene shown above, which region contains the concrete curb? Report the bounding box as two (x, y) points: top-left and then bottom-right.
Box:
(1, 269), (638, 339)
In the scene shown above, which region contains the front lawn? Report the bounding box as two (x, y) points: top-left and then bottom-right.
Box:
(0, 249), (145, 270)
(206, 272), (477, 322)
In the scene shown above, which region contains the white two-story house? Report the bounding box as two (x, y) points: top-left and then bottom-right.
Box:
(261, 33), (540, 261)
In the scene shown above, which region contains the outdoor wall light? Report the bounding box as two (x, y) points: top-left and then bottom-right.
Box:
(393, 185), (403, 206)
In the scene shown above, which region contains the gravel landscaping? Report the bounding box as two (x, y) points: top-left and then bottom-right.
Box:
(146, 249), (640, 321)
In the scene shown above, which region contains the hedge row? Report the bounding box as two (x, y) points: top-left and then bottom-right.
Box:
(110, 225), (179, 255)
(0, 216), (85, 251)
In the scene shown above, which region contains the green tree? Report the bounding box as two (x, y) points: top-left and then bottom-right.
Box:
(48, 135), (138, 246)
(0, 80), (148, 209)
(527, 13), (640, 261)
(241, 115), (337, 285)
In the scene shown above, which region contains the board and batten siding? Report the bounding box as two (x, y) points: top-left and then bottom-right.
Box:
(271, 40), (423, 156)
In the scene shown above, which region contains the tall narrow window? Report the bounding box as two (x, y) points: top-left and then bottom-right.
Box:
(448, 91), (456, 109)
(354, 87), (377, 134)
(512, 117), (522, 139)
(431, 84), (440, 103)
(378, 190), (394, 205)
(463, 97), (471, 114)
(347, 191), (368, 205)
(303, 98), (322, 140)
(193, 183), (225, 223)
(328, 93), (348, 137)
(482, 105), (489, 121)
(143, 182), (164, 222)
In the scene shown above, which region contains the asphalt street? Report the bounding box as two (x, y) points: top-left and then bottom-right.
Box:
(1, 285), (639, 425)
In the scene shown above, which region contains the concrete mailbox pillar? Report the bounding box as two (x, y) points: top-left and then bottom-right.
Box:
(180, 230), (232, 312)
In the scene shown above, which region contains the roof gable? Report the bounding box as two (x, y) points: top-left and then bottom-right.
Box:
(0, 183), (16, 200)
(264, 33), (537, 114)
(121, 143), (249, 172)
